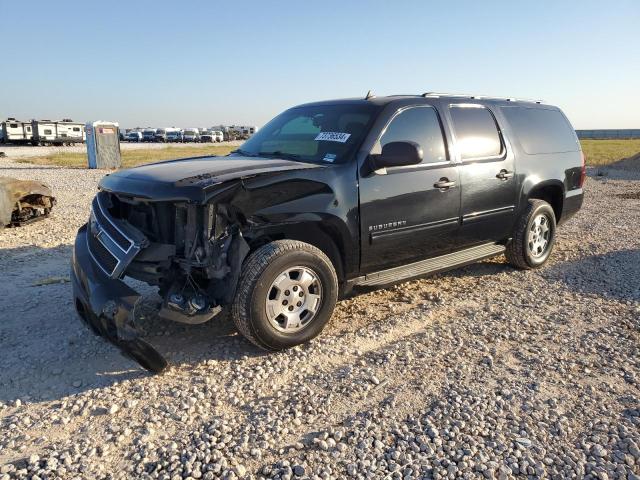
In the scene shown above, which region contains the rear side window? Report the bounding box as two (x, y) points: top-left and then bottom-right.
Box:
(379, 106), (446, 164)
(450, 105), (502, 160)
(502, 106), (578, 154)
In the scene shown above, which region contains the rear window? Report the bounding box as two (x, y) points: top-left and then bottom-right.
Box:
(450, 105), (502, 160)
(501, 106), (578, 154)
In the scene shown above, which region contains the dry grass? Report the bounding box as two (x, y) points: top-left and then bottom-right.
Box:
(17, 145), (236, 169)
(14, 139), (640, 169)
(580, 139), (640, 166)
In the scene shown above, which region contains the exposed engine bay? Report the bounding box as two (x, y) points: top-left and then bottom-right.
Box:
(0, 177), (56, 227)
(93, 189), (249, 326)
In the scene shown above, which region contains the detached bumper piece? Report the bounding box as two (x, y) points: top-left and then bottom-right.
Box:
(71, 200), (168, 373)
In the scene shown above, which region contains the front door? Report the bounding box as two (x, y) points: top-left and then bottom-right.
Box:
(359, 105), (461, 273)
(447, 103), (518, 245)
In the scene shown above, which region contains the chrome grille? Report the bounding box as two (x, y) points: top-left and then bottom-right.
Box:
(86, 193), (144, 278)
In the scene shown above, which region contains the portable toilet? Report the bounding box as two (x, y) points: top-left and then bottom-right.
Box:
(86, 121), (121, 169)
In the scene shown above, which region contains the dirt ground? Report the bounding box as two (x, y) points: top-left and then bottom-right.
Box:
(0, 156), (638, 480)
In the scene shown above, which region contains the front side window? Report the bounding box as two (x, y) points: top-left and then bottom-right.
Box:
(44, 129), (52, 135)
(378, 106), (447, 164)
(450, 105), (502, 160)
(238, 104), (379, 164)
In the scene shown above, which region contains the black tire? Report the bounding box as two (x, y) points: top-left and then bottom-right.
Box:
(505, 199), (557, 269)
(232, 240), (338, 351)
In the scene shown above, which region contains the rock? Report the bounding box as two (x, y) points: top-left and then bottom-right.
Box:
(515, 437), (532, 448)
(591, 444), (607, 457)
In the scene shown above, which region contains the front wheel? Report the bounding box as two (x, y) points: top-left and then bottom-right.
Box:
(232, 240), (338, 351)
(505, 199), (557, 269)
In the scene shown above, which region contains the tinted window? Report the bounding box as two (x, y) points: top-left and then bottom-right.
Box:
(9, 123), (17, 128)
(44, 129), (52, 135)
(501, 106), (578, 154)
(380, 107), (446, 164)
(450, 106), (502, 159)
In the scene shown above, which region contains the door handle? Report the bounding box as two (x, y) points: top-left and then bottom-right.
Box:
(434, 178), (456, 190)
(496, 169), (514, 180)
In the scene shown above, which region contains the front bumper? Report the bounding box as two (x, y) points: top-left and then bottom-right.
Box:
(71, 224), (168, 373)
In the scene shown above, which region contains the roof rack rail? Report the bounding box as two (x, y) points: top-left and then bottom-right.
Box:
(421, 92), (543, 103)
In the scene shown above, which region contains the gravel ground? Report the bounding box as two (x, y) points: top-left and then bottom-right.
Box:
(0, 157), (638, 480)
(0, 141), (242, 159)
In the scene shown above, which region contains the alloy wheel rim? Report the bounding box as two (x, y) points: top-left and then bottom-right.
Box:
(265, 266), (322, 332)
(528, 213), (551, 258)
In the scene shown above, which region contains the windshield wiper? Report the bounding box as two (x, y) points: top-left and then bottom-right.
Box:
(258, 151), (302, 161)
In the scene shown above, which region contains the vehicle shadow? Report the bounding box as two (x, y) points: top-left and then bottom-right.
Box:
(0, 244), (267, 404)
(543, 248), (640, 303)
(2, 242), (635, 404)
(0, 244), (514, 404)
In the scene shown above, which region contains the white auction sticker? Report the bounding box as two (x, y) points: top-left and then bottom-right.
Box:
(315, 132), (351, 143)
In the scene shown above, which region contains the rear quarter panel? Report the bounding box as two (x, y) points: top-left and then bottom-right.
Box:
(496, 105), (583, 222)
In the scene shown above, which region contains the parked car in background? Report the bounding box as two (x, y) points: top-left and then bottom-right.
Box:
(127, 131), (143, 142)
(213, 130), (224, 142)
(154, 128), (168, 143)
(166, 130), (184, 143)
(183, 128), (200, 143)
(200, 130), (215, 143)
(142, 129), (157, 142)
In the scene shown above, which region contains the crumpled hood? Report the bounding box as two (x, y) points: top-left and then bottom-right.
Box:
(108, 155), (320, 185)
(99, 154), (324, 202)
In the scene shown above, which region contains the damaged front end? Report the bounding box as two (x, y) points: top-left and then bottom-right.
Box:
(71, 188), (249, 373)
(0, 177), (56, 227)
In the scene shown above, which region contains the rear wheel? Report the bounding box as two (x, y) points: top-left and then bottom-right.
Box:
(232, 240), (338, 350)
(505, 199), (556, 269)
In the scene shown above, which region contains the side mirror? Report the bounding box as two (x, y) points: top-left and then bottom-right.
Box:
(371, 141), (423, 169)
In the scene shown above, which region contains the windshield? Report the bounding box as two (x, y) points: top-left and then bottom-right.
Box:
(184, 130), (196, 135)
(156, 129), (165, 134)
(237, 104), (379, 163)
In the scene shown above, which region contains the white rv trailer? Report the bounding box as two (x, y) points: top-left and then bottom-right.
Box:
(31, 119), (85, 145)
(0, 118), (33, 144)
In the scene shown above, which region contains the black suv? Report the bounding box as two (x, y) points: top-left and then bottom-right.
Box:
(71, 93), (585, 371)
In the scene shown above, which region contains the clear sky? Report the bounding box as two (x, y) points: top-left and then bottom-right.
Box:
(1, 0), (638, 129)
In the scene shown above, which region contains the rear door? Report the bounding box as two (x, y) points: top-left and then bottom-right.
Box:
(447, 103), (517, 245)
(359, 105), (461, 273)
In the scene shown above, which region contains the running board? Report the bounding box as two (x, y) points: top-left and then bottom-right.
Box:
(352, 243), (506, 287)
